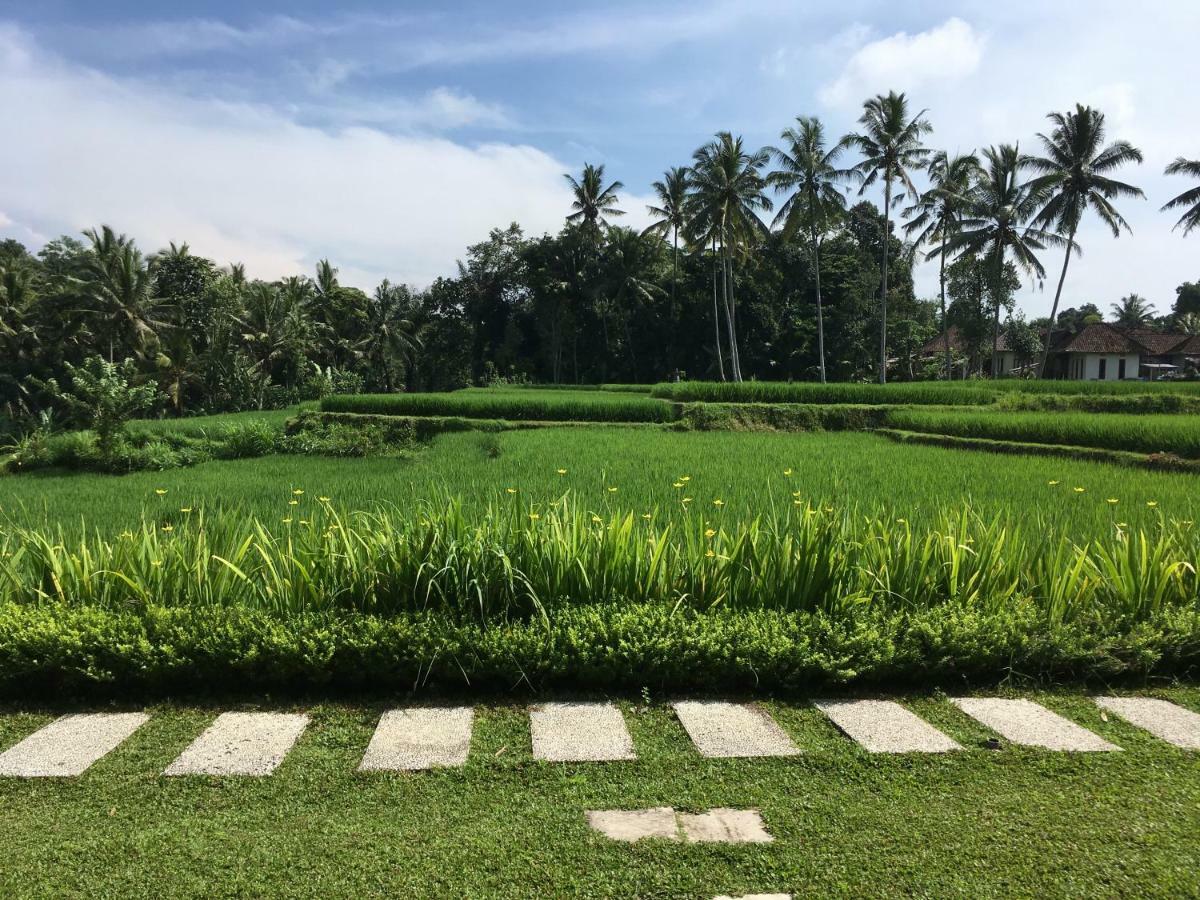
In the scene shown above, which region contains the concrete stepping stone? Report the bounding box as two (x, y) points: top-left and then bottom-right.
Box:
(713, 895), (791, 900)
(1094, 697), (1200, 750)
(814, 700), (960, 753)
(586, 807), (679, 842)
(0, 713), (149, 777)
(673, 701), (800, 758)
(359, 706), (474, 771)
(165, 712), (309, 776)
(680, 808), (773, 844)
(951, 698), (1118, 752)
(530, 702), (635, 762)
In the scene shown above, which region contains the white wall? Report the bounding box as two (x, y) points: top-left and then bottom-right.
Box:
(1078, 353), (1139, 380)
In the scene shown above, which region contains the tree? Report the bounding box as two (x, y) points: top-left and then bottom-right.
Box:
(767, 116), (851, 383)
(39, 356), (158, 455)
(1162, 158), (1200, 235)
(642, 166), (690, 370)
(600, 228), (665, 380)
(687, 132), (772, 382)
(903, 151), (982, 379)
(1024, 105), (1144, 377)
(844, 91), (932, 383)
(359, 280), (422, 392)
(564, 163), (625, 233)
(948, 144), (1058, 375)
(82, 227), (170, 362)
(1110, 293), (1156, 327)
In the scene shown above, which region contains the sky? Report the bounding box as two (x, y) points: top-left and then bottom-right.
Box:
(1, 0), (1198, 318)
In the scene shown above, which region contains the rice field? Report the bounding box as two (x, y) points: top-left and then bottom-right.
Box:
(322, 390), (674, 422)
(889, 409), (1200, 458)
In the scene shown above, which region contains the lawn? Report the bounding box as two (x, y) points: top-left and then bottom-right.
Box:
(1, 689), (1198, 898)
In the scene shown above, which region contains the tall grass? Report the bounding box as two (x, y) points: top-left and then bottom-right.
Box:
(889, 409), (1200, 458)
(1, 497), (1194, 625)
(322, 391), (674, 422)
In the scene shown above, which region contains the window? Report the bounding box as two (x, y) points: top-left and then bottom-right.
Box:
(1099, 358), (1107, 380)
(1118, 358), (1126, 379)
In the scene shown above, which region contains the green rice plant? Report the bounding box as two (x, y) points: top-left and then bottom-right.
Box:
(652, 380), (998, 406)
(887, 409), (1200, 458)
(322, 391), (675, 422)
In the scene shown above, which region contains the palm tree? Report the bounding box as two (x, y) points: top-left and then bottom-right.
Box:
(1111, 293), (1156, 328)
(359, 279), (422, 392)
(903, 151), (982, 379)
(1162, 158), (1200, 235)
(844, 91), (932, 383)
(82, 229), (169, 361)
(1024, 105), (1144, 377)
(767, 116), (852, 383)
(642, 166), (690, 370)
(948, 144), (1059, 375)
(601, 228), (665, 381)
(564, 163), (625, 232)
(687, 132), (772, 382)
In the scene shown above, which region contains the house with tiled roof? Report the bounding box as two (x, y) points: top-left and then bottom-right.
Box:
(919, 322), (1200, 380)
(915, 325), (1027, 376)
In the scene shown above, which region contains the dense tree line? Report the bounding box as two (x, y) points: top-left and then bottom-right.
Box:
(3, 91), (1200, 426)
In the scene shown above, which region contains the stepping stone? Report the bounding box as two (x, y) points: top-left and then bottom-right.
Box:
(359, 707), (474, 771)
(951, 698), (1118, 752)
(165, 712), (309, 776)
(1094, 697), (1200, 750)
(713, 895), (791, 900)
(587, 807), (678, 842)
(814, 700), (960, 753)
(0, 713), (149, 777)
(530, 702), (635, 762)
(680, 808), (773, 844)
(672, 701), (800, 758)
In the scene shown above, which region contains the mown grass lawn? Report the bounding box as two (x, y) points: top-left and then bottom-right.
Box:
(1, 689), (1197, 898)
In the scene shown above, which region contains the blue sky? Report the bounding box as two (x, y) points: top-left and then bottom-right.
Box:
(2, 0), (1198, 317)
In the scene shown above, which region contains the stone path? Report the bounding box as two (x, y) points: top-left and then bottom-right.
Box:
(814, 700), (960, 753)
(530, 702), (635, 762)
(952, 698), (1119, 752)
(0, 713), (149, 777)
(165, 712), (310, 776)
(360, 707), (474, 771)
(586, 807), (772, 843)
(1094, 697), (1200, 750)
(672, 701), (801, 758)
(3, 696), (1193, 778)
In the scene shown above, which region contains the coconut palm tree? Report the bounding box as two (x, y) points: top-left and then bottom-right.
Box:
(687, 132), (772, 382)
(903, 151), (982, 379)
(1025, 105), (1144, 377)
(82, 230), (169, 362)
(1110, 293), (1156, 328)
(947, 144), (1060, 375)
(1162, 158), (1200, 235)
(564, 163), (625, 233)
(359, 279), (422, 392)
(601, 227), (665, 381)
(844, 91), (932, 383)
(642, 166), (690, 369)
(767, 116), (852, 384)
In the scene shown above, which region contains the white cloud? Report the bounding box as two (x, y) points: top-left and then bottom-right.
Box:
(819, 18), (985, 107)
(0, 26), (596, 290)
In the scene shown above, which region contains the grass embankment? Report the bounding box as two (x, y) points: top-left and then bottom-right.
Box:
(889, 409), (1200, 458)
(3, 692), (1199, 897)
(322, 390), (674, 422)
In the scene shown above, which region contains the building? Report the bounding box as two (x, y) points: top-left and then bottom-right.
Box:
(914, 325), (1026, 377)
(918, 323), (1200, 380)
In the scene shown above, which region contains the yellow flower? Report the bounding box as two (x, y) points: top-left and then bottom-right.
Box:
(642, 513), (652, 520)
(529, 513), (540, 521)
(897, 518), (907, 524)
(1147, 500), (1158, 508)
(783, 468), (793, 476)
(506, 487), (518, 494)
(292, 489), (304, 495)
(704, 528), (716, 538)
(1073, 487), (1085, 493)
(154, 488), (167, 496)
(792, 490), (802, 498)
(793, 499), (802, 506)
(672, 481), (684, 488)
(161, 524), (173, 533)
(556, 468), (567, 475)
(704, 549), (715, 558)
(682, 497), (692, 504)
(318, 496), (331, 502)
(282, 517), (292, 524)
(824, 506), (835, 513)
(591, 515), (602, 524)
(299, 519), (309, 526)
(288, 500), (299, 506)
(607, 486), (618, 493)
(680, 475), (690, 482)
(1106, 498), (1119, 505)
(713, 499), (724, 507)
(151, 559), (162, 567)
(1116, 522), (1128, 528)
(1047, 480), (1060, 486)
(179, 507), (193, 513)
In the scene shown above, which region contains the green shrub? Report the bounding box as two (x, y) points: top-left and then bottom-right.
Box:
(217, 421), (283, 459)
(322, 391), (676, 422)
(997, 392), (1200, 414)
(676, 403), (892, 432)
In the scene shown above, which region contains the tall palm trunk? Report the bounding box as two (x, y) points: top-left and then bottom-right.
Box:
(939, 229), (951, 380)
(879, 178), (892, 384)
(722, 241), (741, 382)
(1037, 223), (1077, 379)
(811, 223), (826, 383)
(711, 237), (726, 381)
(991, 245), (1003, 377)
(669, 226), (679, 375)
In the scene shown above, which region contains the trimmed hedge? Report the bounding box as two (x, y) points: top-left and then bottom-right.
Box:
(3, 601), (1199, 699)
(322, 392), (675, 422)
(675, 403), (893, 432)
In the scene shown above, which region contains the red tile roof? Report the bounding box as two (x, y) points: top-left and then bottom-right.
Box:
(1056, 323), (1139, 354)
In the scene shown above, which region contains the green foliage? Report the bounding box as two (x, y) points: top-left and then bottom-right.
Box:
(653, 380), (996, 405)
(40, 357), (159, 453)
(322, 390), (676, 422)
